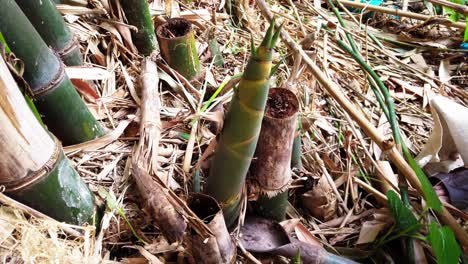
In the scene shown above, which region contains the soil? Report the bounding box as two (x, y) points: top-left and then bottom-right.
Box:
(158, 18), (191, 39)
(265, 88), (299, 119)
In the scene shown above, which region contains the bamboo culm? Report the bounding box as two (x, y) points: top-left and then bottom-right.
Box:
(16, 0), (83, 66)
(121, 0), (158, 55)
(206, 20), (281, 226)
(0, 0), (105, 145)
(0, 56), (97, 225)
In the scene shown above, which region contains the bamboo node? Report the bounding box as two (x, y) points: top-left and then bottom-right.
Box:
(31, 51), (65, 97)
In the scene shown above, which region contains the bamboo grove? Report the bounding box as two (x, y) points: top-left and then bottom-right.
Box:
(1, 0), (467, 262)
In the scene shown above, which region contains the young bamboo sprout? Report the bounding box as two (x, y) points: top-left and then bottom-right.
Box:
(16, 0), (83, 66)
(121, 0), (158, 55)
(156, 18), (201, 80)
(253, 88), (299, 221)
(0, 0), (105, 145)
(0, 56), (97, 226)
(188, 193), (236, 264)
(206, 20), (281, 226)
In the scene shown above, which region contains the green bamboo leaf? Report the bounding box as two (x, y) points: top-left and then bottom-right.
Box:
(290, 249), (302, 264)
(404, 150), (442, 212)
(427, 222), (461, 264)
(0, 32), (10, 54)
(386, 190), (422, 235)
(98, 187), (147, 244)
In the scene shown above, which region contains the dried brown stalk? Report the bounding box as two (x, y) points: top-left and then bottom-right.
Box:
(131, 57), (187, 242)
(339, 0), (466, 29)
(255, 0), (468, 249)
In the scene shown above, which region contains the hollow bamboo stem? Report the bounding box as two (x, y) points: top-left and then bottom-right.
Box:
(16, 0), (83, 66)
(0, 0), (105, 145)
(253, 88), (299, 221)
(156, 18), (201, 80)
(121, 0), (158, 55)
(339, 0), (466, 29)
(0, 56), (97, 225)
(188, 193), (236, 264)
(255, 0), (468, 249)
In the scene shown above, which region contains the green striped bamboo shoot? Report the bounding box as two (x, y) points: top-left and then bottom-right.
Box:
(206, 21), (281, 226)
(121, 0), (158, 55)
(253, 88), (299, 221)
(156, 18), (200, 80)
(16, 0), (83, 66)
(0, 56), (97, 225)
(0, 0), (105, 145)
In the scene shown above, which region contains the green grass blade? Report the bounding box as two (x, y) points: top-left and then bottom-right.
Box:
(386, 190), (422, 235)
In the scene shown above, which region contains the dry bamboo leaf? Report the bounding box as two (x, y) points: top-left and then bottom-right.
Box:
(416, 95), (468, 172)
(294, 223), (323, 248)
(301, 175), (337, 221)
(66, 66), (111, 80)
(438, 59), (451, 84)
(356, 221), (387, 245)
(64, 119), (132, 154)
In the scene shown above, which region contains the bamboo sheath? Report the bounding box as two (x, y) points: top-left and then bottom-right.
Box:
(0, 0), (104, 145)
(16, 0), (83, 66)
(0, 56), (96, 225)
(255, 0), (468, 249)
(339, 0), (466, 29)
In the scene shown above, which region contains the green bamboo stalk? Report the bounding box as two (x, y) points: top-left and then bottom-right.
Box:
(16, 0), (83, 66)
(121, 0), (158, 55)
(0, 0), (105, 146)
(257, 191), (289, 221)
(156, 18), (201, 80)
(0, 56), (97, 225)
(206, 20), (281, 226)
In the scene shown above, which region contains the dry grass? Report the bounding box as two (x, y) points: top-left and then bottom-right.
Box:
(1, 0), (467, 262)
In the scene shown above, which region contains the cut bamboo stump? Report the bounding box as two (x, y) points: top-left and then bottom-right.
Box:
(156, 18), (201, 80)
(188, 193), (236, 264)
(252, 88), (299, 221)
(16, 0), (83, 66)
(121, 0), (158, 56)
(0, 56), (97, 225)
(0, 0), (105, 145)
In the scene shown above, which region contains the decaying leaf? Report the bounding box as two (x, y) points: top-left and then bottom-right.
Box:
(416, 95), (468, 173)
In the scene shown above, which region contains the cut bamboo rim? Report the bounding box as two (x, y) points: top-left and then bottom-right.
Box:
(156, 18), (201, 80)
(0, 56), (96, 225)
(188, 193), (236, 264)
(339, 0), (466, 29)
(255, 0), (468, 249)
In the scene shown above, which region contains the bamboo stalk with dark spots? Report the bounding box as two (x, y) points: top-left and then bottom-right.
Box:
(0, 0), (105, 145)
(121, 0), (158, 55)
(188, 193), (236, 264)
(205, 21), (281, 226)
(0, 56), (98, 226)
(156, 18), (201, 80)
(16, 0), (83, 66)
(253, 88), (299, 221)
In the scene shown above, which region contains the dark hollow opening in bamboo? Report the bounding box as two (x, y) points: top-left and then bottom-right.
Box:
(188, 193), (220, 224)
(156, 18), (192, 39)
(265, 88), (299, 119)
